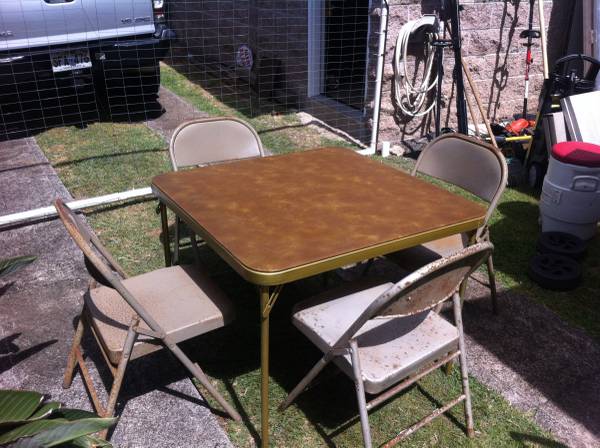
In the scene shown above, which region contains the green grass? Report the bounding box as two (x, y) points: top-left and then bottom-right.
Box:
(33, 66), (563, 447)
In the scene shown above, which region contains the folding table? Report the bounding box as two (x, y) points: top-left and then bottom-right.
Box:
(151, 147), (486, 447)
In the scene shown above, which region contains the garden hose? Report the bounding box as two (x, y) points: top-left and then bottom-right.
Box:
(393, 16), (438, 117)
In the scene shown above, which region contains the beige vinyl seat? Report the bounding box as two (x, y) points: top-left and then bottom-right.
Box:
(168, 117), (265, 264)
(280, 242), (494, 448)
(54, 199), (241, 439)
(387, 133), (507, 313)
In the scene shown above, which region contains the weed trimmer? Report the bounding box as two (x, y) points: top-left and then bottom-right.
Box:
(520, 0), (541, 118)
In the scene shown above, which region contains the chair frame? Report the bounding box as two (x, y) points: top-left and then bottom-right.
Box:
(55, 199), (241, 438)
(280, 242), (494, 448)
(168, 116), (265, 265)
(412, 133), (507, 313)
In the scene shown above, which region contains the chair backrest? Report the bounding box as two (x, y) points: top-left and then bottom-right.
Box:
(169, 117), (264, 171)
(334, 242), (493, 347)
(54, 199), (164, 335)
(413, 134), (507, 228)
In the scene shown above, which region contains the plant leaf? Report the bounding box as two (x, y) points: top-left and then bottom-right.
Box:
(7, 435), (44, 448)
(63, 435), (113, 448)
(28, 418), (117, 448)
(50, 410), (98, 422)
(0, 390), (44, 425)
(0, 256), (36, 278)
(29, 403), (61, 421)
(0, 419), (68, 445)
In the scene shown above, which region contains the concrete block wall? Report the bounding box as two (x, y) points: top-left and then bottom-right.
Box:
(380, 0), (554, 145)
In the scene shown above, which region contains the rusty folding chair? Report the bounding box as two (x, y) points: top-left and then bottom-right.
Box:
(387, 134), (507, 313)
(55, 199), (241, 437)
(168, 117), (265, 264)
(279, 242), (494, 447)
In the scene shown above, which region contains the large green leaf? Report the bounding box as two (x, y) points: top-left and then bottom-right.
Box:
(0, 418), (68, 445)
(27, 418), (116, 448)
(0, 390), (44, 425)
(50, 410), (97, 422)
(64, 434), (112, 448)
(0, 256), (36, 279)
(29, 403), (61, 421)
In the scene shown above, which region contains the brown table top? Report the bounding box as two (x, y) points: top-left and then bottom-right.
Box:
(152, 147), (486, 285)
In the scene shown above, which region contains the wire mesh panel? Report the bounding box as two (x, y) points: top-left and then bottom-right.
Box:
(0, 0), (385, 144)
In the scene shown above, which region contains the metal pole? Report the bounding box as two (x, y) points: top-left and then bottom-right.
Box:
(448, 0), (468, 134)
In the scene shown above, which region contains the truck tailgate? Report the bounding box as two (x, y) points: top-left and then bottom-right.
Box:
(0, 0), (156, 52)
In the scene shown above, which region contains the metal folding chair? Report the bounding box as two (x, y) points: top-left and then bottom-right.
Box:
(168, 117), (264, 264)
(388, 133), (507, 313)
(55, 199), (241, 438)
(279, 242), (494, 447)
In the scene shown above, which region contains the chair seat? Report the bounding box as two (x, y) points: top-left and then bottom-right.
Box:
(293, 282), (459, 395)
(386, 233), (467, 272)
(84, 265), (234, 364)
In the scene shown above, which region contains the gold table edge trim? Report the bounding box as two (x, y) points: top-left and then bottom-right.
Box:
(152, 185), (485, 286)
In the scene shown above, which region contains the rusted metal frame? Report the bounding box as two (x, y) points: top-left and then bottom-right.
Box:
(278, 350), (339, 412)
(98, 318), (139, 439)
(74, 347), (106, 417)
(383, 394), (466, 447)
(162, 337), (241, 422)
(63, 313), (85, 389)
(159, 201), (172, 267)
(350, 339), (373, 448)
(453, 292), (475, 437)
(83, 312), (118, 377)
(366, 350), (460, 412)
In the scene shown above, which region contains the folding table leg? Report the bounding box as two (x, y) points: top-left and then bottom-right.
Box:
(259, 286), (271, 448)
(159, 202), (172, 267)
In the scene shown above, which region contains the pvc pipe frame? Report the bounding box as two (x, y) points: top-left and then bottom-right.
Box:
(358, 0), (389, 156)
(0, 187), (153, 228)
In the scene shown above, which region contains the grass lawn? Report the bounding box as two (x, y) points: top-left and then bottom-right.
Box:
(34, 65), (566, 447)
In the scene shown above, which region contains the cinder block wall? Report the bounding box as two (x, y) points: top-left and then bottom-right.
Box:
(381, 0), (554, 146)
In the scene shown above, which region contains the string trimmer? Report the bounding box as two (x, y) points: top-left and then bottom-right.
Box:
(520, 0), (541, 118)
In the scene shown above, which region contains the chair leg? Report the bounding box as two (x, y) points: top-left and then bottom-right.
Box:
(99, 318), (139, 439)
(173, 217), (181, 265)
(453, 293), (475, 438)
(190, 231), (201, 265)
(350, 340), (372, 448)
(486, 255), (498, 315)
(63, 313), (85, 389)
(166, 341), (241, 422)
(279, 354), (333, 411)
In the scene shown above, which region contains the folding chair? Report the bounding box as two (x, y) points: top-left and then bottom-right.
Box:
(279, 242), (494, 447)
(168, 117), (264, 264)
(387, 133), (507, 313)
(55, 199), (241, 438)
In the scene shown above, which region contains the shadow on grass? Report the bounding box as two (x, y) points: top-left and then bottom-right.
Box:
(510, 432), (569, 448)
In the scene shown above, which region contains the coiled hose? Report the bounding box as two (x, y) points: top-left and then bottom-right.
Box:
(393, 17), (438, 117)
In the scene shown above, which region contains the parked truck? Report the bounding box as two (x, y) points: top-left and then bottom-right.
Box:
(0, 0), (175, 139)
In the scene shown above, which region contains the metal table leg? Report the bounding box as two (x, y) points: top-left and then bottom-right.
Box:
(259, 284), (283, 448)
(260, 286), (270, 448)
(159, 202), (172, 267)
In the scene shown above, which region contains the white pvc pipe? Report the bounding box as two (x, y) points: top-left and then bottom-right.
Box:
(358, 0), (388, 156)
(538, 0), (549, 80)
(0, 187), (153, 228)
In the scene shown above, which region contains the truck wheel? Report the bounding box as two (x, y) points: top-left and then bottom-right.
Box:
(528, 253), (582, 291)
(537, 232), (587, 260)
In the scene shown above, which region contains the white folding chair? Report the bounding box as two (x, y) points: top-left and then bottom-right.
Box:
(280, 242), (494, 447)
